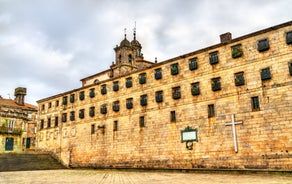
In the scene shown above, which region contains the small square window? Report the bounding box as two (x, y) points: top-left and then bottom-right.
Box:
(101, 84), (107, 95)
(139, 73), (147, 84)
(208, 104), (215, 117)
(170, 111), (176, 122)
(154, 68), (162, 80)
(231, 44), (243, 58)
(189, 57), (198, 70)
(288, 63), (292, 76)
(101, 104), (107, 114)
(126, 77), (132, 88)
(112, 101), (120, 112)
(91, 124), (95, 134)
(62, 96), (68, 105)
(70, 94), (75, 103)
(172, 86), (181, 99)
(261, 67), (271, 80)
(79, 109), (85, 119)
(171, 63), (179, 75)
(251, 96), (260, 111)
(286, 31), (292, 45)
(211, 77), (221, 91)
(155, 91), (163, 103)
(258, 38), (270, 52)
(209, 51), (219, 65)
(140, 94), (147, 106)
(191, 82), (200, 96)
(234, 72), (245, 86)
(89, 88), (95, 98)
(139, 116), (145, 127)
(89, 106), (95, 117)
(113, 121), (118, 131)
(79, 91), (85, 101)
(70, 111), (75, 121)
(126, 98), (133, 109)
(113, 81), (119, 91)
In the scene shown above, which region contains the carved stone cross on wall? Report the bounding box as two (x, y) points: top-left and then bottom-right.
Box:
(225, 114), (243, 153)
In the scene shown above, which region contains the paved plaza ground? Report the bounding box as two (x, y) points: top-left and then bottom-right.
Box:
(0, 169), (291, 184)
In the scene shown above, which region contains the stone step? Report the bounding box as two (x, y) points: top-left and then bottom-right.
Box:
(0, 153), (66, 171)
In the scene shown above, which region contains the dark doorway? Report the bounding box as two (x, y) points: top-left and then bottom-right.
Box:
(26, 138), (31, 149)
(5, 138), (14, 151)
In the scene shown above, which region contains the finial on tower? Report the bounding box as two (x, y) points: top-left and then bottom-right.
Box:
(124, 28), (127, 39)
(133, 21), (137, 40)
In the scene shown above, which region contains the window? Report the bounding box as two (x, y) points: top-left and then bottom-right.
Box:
(118, 55), (122, 63)
(286, 31), (292, 45)
(170, 111), (176, 122)
(113, 81), (119, 91)
(258, 38), (270, 52)
(251, 96), (260, 111)
(126, 77), (132, 88)
(128, 54), (132, 63)
(89, 88), (95, 98)
(56, 100), (59, 107)
(172, 86), (181, 99)
(48, 102), (52, 108)
(261, 67), (271, 80)
(101, 84), (107, 95)
(47, 118), (51, 128)
(139, 116), (145, 127)
(62, 113), (67, 122)
(211, 77), (221, 91)
(101, 104), (107, 114)
(62, 96), (68, 105)
(89, 107), (95, 117)
(113, 101), (120, 112)
(140, 94), (147, 106)
(231, 44), (243, 58)
(41, 104), (45, 110)
(189, 57), (198, 70)
(79, 91), (85, 100)
(55, 116), (59, 127)
(70, 111), (75, 121)
(234, 72), (245, 86)
(139, 73), (146, 84)
(154, 68), (162, 80)
(155, 91), (163, 103)
(289, 63), (292, 76)
(126, 98), (133, 109)
(171, 63), (179, 75)
(40, 120), (44, 129)
(208, 104), (215, 117)
(191, 82), (200, 96)
(70, 94), (75, 103)
(91, 124), (95, 134)
(79, 109), (85, 119)
(209, 51), (219, 65)
(113, 121), (118, 131)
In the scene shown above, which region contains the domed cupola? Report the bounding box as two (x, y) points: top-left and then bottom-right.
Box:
(120, 34), (131, 47)
(131, 29), (141, 48)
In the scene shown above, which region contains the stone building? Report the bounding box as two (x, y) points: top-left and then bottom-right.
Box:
(37, 21), (292, 170)
(0, 88), (37, 153)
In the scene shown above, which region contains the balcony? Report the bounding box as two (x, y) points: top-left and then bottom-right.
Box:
(0, 126), (22, 135)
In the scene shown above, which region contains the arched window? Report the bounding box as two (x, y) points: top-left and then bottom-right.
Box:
(118, 55), (122, 63)
(128, 54), (132, 63)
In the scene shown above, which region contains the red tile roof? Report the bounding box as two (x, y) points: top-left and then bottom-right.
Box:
(0, 98), (37, 111)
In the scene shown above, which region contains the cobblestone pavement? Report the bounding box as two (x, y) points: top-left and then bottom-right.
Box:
(0, 169), (291, 184)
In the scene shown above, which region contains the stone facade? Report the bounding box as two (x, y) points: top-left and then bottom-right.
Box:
(37, 22), (292, 170)
(0, 88), (37, 153)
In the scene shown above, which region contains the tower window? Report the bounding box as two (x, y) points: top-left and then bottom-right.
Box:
(118, 55), (122, 63)
(261, 67), (271, 80)
(209, 51), (219, 65)
(139, 73), (146, 84)
(140, 94), (147, 106)
(191, 82), (200, 96)
(101, 84), (107, 95)
(126, 77), (132, 88)
(172, 86), (181, 99)
(126, 98), (133, 109)
(251, 96), (260, 111)
(258, 38), (270, 52)
(171, 63), (179, 75)
(231, 44), (243, 58)
(189, 57), (198, 70)
(128, 54), (132, 63)
(234, 72), (245, 86)
(154, 68), (162, 80)
(208, 104), (215, 117)
(211, 77), (221, 91)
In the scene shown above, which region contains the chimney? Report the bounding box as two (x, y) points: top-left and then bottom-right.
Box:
(14, 87), (27, 106)
(220, 32), (232, 43)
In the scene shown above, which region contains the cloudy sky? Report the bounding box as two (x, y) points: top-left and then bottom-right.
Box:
(0, 0), (291, 105)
